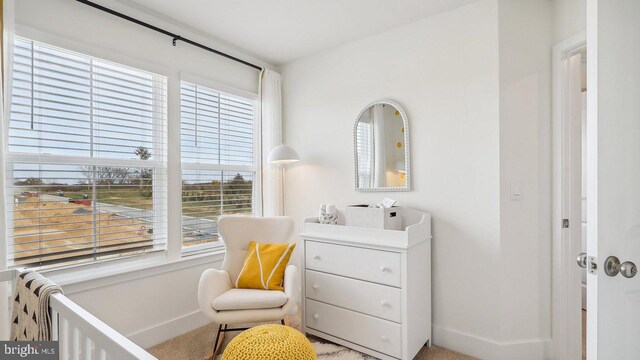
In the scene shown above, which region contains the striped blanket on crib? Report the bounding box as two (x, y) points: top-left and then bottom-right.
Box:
(10, 270), (63, 341)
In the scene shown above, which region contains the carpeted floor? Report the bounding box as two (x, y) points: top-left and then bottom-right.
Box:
(147, 323), (476, 360)
(148, 311), (589, 359)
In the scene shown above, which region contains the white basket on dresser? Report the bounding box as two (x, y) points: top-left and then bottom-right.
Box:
(301, 207), (431, 360)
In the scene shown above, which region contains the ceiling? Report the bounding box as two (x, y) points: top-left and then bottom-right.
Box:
(113, 0), (478, 65)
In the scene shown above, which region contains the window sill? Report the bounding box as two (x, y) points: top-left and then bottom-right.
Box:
(182, 242), (225, 256)
(43, 249), (225, 295)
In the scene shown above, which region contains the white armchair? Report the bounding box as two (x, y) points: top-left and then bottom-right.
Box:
(198, 216), (299, 358)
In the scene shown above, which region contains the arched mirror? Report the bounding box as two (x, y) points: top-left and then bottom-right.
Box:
(354, 100), (410, 191)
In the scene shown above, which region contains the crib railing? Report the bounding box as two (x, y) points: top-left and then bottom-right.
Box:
(2, 269), (156, 360)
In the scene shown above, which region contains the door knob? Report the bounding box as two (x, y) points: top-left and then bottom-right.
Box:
(605, 256), (621, 277)
(577, 253), (587, 268)
(604, 256), (638, 278)
(620, 261), (638, 278)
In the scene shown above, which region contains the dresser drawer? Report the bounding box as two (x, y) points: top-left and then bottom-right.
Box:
(306, 299), (401, 358)
(305, 270), (402, 323)
(305, 241), (401, 287)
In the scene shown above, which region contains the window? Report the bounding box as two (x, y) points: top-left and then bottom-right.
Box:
(6, 38), (168, 268)
(180, 81), (257, 249)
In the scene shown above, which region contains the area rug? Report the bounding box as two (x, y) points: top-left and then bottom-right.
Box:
(311, 340), (374, 360)
(212, 333), (373, 360)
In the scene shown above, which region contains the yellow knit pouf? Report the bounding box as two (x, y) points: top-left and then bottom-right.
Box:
(221, 324), (316, 360)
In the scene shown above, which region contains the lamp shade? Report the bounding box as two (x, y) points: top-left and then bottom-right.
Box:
(268, 144), (300, 166)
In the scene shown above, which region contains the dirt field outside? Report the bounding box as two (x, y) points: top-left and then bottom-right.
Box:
(12, 196), (153, 266)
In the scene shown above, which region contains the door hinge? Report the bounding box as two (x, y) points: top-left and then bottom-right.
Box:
(588, 256), (598, 275)
(562, 219), (570, 228)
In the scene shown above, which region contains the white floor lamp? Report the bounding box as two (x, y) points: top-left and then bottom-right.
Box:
(268, 144), (300, 216)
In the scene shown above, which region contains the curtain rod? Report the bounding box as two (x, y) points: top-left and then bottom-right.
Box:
(74, 0), (263, 71)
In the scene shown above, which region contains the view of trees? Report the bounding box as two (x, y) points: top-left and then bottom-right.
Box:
(14, 146), (253, 218)
(14, 177), (44, 186)
(223, 173), (253, 210)
(77, 146), (153, 197)
(182, 172), (253, 217)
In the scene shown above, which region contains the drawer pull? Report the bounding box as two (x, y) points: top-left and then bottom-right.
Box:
(313, 313), (320, 320)
(312, 284), (319, 290)
(380, 300), (390, 307)
(313, 254), (321, 260)
(380, 335), (388, 341)
(380, 265), (391, 272)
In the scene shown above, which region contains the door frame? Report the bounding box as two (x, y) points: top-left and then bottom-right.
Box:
(551, 31), (586, 360)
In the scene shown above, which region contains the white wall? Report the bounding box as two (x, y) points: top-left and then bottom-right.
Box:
(497, 0), (552, 355)
(62, 257), (222, 348)
(553, 0), (586, 43)
(10, 0), (270, 348)
(281, 0), (505, 356)
(281, 0), (553, 358)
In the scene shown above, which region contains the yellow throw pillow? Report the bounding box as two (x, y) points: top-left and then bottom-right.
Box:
(235, 242), (296, 291)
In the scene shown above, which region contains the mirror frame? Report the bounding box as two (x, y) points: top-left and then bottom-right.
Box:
(353, 99), (411, 192)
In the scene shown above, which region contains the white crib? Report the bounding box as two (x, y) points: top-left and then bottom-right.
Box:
(1, 269), (157, 360)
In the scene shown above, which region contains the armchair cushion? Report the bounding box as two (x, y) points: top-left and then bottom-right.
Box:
(212, 289), (289, 311)
(235, 242), (296, 290)
(219, 216), (295, 284)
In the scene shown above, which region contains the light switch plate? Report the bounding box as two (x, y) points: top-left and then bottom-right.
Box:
(510, 181), (522, 201)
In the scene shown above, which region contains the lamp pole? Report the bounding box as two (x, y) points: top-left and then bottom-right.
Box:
(281, 166), (286, 216)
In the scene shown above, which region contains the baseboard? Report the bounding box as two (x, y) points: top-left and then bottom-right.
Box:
(433, 325), (551, 360)
(128, 309), (211, 349)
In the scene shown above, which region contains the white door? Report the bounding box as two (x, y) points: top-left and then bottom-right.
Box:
(587, 0), (640, 358)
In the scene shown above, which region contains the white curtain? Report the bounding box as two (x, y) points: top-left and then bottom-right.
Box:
(260, 69), (283, 216)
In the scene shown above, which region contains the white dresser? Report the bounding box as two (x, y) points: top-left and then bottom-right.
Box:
(301, 208), (431, 360)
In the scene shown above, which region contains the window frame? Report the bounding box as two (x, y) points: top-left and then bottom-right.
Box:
(1, 27), (264, 274)
(179, 72), (262, 255)
(4, 36), (170, 268)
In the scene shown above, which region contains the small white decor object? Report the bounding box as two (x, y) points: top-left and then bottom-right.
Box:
(345, 205), (401, 230)
(302, 208), (432, 360)
(377, 197), (397, 208)
(319, 204), (339, 225)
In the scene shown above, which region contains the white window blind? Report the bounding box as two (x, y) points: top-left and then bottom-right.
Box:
(6, 37), (168, 268)
(180, 81), (256, 248)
